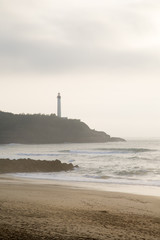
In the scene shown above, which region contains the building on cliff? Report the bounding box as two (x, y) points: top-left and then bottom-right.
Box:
(57, 93), (61, 117)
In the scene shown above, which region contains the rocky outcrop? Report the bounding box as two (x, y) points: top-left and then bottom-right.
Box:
(109, 137), (126, 142)
(0, 159), (77, 173)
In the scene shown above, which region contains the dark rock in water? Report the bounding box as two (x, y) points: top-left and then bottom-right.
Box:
(0, 158), (76, 173)
(109, 137), (126, 142)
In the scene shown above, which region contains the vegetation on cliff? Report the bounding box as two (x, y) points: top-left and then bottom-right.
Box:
(0, 111), (113, 143)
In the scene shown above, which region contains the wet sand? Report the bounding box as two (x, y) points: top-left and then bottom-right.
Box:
(0, 175), (160, 240)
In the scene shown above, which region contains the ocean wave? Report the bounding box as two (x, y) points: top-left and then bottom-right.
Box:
(12, 172), (160, 187)
(46, 148), (157, 156)
(61, 148), (156, 155)
(114, 169), (148, 176)
(67, 150), (130, 155)
(94, 148), (156, 153)
(17, 153), (59, 157)
(58, 150), (70, 153)
(128, 156), (153, 161)
(70, 150), (108, 154)
(98, 175), (110, 179)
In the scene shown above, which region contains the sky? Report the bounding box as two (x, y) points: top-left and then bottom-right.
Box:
(0, 0), (160, 139)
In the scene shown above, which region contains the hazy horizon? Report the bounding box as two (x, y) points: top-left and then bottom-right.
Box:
(1, 0), (160, 138)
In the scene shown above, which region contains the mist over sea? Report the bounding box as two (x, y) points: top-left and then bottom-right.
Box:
(0, 140), (160, 195)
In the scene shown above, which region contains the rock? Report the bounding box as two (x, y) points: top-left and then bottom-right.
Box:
(0, 159), (76, 173)
(109, 137), (126, 142)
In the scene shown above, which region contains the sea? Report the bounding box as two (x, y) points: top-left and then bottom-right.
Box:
(0, 139), (160, 196)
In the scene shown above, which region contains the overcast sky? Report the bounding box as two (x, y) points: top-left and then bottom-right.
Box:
(0, 0), (160, 138)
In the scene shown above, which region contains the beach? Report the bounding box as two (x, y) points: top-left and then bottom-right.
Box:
(0, 175), (160, 240)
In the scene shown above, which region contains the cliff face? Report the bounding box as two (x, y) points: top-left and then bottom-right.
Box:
(0, 111), (112, 144)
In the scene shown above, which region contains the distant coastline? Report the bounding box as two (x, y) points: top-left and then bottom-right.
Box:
(0, 111), (125, 144)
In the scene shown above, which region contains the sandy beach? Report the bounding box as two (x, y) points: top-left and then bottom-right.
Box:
(0, 175), (160, 240)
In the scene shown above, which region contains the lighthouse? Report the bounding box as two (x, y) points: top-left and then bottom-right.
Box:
(57, 93), (61, 117)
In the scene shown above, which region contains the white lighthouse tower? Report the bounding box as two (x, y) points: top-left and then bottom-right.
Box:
(57, 93), (61, 117)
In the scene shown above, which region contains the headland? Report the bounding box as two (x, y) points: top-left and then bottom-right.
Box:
(0, 111), (125, 144)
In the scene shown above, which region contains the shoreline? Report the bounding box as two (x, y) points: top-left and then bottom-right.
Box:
(0, 175), (160, 239)
(1, 173), (160, 197)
